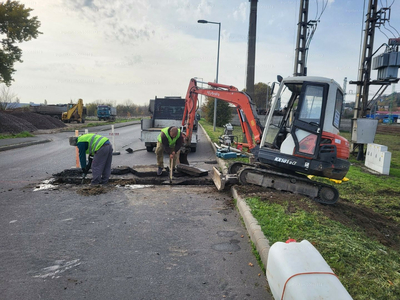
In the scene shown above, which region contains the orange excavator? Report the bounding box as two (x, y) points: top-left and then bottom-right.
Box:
(181, 77), (350, 204)
(181, 78), (264, 151)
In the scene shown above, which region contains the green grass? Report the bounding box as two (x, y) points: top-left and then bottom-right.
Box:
(202, 121), (400, 299)
(341, 131), (400, 177)
(62, 118), (140, 131)
(199, 119), (253, 166)
(199, 119), (254, 146)
(0, 131), (34, 139)
(245, 197), (400, 299)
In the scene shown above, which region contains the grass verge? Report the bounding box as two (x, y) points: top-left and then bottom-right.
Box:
(201, 120), (400, 299)
(61, 118), (141, 131)
(0, 131), (34, 139)
(245, 196), (400, 299)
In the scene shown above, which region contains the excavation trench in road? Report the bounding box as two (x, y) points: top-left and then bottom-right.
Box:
(52, 165), (215, 187)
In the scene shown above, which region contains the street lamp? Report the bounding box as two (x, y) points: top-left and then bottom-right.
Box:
(198, 19), (221, 131)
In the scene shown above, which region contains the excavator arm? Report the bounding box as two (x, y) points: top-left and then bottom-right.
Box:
(182, 78), (263, 151)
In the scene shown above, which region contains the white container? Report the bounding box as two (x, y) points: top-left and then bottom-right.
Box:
(266, 240), (353, 300)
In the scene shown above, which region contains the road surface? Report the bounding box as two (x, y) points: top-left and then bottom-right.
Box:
(0, 123), (271, 299)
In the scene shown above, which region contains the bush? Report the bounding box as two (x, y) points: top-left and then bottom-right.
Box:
(202, 97), (232, 127)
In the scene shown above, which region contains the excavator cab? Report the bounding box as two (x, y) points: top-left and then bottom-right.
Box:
(258, 76), (350, 180)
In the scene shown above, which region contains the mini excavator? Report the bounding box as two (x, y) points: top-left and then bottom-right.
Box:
(181, 77), (350, 204)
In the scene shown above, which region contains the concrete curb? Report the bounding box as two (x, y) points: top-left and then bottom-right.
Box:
(199, 123), (270, 269)
(62, 120), (141, 133)
(0, 139), (52, 152)
(231, 187), (270, 268)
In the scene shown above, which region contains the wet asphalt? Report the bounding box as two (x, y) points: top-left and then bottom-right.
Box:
(0, 123), (272, 300)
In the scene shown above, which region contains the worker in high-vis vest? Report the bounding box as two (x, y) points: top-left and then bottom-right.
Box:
(69, 133), (113, 185)
(155, 126), (183, 176)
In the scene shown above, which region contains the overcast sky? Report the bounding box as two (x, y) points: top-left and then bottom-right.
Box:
(10, 0), (400, 106)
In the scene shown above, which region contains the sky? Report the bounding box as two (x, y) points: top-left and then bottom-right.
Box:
(9, 0), (400, 106)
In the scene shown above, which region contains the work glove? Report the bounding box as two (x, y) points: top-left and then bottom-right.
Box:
(81, 165), (90, 176)
(84, 165), (91, 174)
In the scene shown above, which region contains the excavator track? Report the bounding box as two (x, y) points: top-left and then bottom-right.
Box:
(236, 165), (339, 205)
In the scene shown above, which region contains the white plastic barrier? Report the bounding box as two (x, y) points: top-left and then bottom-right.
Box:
(267, 240), (352, 300)
(365, 143), (391, 175)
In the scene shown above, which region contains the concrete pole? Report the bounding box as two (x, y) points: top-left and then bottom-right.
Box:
(246, 0), (258, 99)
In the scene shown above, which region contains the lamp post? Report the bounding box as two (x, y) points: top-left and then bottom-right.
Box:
(198, 19), (221, 131)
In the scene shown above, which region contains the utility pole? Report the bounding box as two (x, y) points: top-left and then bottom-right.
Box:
(293, 0), (309, 76)
(246, 0), (258, 98)
(349, 0), (399, 160)
(353, 0), (378, 122)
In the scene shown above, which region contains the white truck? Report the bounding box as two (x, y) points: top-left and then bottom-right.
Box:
(140, 96), (198, 153)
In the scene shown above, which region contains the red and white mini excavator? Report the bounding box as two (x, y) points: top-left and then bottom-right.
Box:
(181, 77), (350, 204)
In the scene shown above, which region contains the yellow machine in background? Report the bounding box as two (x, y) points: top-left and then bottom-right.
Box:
(62, 99), (86, 123)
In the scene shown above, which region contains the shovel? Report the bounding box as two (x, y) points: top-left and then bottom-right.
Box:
(169, 157), (173, 184)
(81, 156), (93, 185)
(162, 155), (185, 185)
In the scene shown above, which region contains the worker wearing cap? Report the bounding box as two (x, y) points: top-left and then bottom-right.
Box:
(69, 133), (113, 185)
(155, 126), (183, 176)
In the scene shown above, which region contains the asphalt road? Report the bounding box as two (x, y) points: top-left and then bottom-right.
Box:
(0, 123), (271, 300)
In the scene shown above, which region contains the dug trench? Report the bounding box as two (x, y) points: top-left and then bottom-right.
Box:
(50, 165), (215, 196)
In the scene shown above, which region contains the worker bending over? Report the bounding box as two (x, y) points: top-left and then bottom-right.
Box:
(69, 133), (113, 185)
(156, 126), (183, 176)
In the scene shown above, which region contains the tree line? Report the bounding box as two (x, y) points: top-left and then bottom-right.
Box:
(202, 82), (273, 126)
(85, 100), (150, 118)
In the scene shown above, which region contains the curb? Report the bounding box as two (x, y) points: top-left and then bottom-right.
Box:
(62, 121), (141, 133)
(0, 122), (141, 152)
(231, 187), (270, 268)
(0, 139), (52, 152)
(199, 123), (270, 270)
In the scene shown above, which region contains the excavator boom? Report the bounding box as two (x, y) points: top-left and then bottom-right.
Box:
(182, 78), (263, 151)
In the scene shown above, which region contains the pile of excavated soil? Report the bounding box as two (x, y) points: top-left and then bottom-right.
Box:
(0, 112), (38, 134)
(0, 111), (66, 134)
(10, 111), (66, 130)
(376, 124), (400, 134)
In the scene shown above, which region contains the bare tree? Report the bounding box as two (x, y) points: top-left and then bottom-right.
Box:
(0, 85), (19, 110)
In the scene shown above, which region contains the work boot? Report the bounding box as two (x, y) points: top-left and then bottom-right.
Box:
(157, 167), (163, 176)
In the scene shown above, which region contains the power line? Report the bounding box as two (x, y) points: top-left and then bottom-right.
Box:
(378, 27), (390, 39)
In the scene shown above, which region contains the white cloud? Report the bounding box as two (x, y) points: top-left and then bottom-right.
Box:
(232, 2), (247, 22)
(7, 0), (400, 106)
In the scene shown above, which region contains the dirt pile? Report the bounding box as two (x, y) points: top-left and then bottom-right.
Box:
(0, 111), (66, 134)
(376, 123), (400, 134)
(0, 112), (38, 134)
